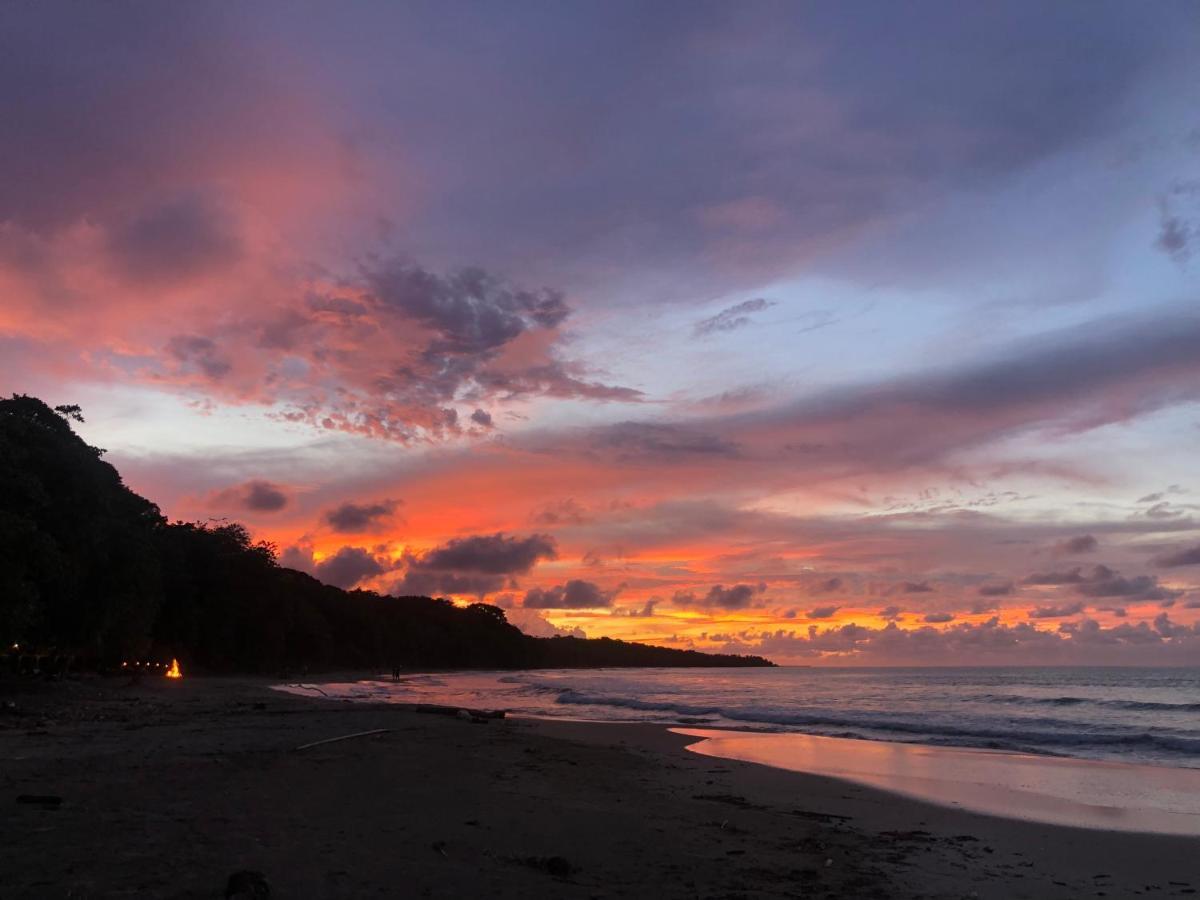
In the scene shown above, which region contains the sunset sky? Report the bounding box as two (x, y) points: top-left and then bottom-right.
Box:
(3, 2), (1199, 664)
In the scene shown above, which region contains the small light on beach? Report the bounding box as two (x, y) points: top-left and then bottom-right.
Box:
(165, 658), (183, 679)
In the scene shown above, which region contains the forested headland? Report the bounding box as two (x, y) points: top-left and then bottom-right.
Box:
(0, 395), (772, 673)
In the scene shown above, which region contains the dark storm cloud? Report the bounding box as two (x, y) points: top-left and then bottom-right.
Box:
(211, 479), (289, 513)
(1156, 544), (1200, 567)
(367, 264), (569, 355)
(524, 579), (617, 609)
(470, 408), (493, 428)
(324, 499), (401, 533)
(693, 299), (775, 337)
(314, 546), (386, 589)
(414, 533), (557, 575)
(389, 533), (557, 598)
(672, 583), (765, 611)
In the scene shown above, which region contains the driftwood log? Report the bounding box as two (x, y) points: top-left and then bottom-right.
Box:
(294, 729), (391, 751)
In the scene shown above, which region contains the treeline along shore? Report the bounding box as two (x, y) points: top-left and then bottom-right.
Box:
(0, 395), (772, 673)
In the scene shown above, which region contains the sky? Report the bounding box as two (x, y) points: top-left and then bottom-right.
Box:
(2, 1), (1199, 665)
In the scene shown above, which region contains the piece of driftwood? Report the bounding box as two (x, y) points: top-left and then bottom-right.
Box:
(294, 728), (391, 751)
(414, 703), (506, 719)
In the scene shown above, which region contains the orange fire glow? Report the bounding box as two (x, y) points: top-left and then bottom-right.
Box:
(165, 658), (183, 679)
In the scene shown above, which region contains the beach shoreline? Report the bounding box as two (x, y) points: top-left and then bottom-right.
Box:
(3, 674), (1198, 898)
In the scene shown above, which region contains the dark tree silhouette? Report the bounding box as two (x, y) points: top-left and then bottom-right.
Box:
(0, 395), (773, 672)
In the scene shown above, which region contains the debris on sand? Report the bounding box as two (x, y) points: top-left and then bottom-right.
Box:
(294, 728), (391, 751)
(224, 869), (270, 898)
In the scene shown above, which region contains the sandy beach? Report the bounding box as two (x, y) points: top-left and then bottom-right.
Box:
(3, 675), (1199, 899)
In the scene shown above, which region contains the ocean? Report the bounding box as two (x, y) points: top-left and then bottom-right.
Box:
(278, 666), (1200, 769)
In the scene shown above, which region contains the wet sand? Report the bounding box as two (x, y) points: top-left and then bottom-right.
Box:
(2, 674), (1199, 898)
(675, 728), (1200, 836)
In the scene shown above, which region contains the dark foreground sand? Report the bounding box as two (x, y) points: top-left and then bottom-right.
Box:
(2, 675), (1198, 899)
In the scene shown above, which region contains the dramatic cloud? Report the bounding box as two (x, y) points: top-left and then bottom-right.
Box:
(693, 299), (775, 337)
(672, 583), (766, 611)
(209, 480), (289, 513)
(367, 263), (569, 355)
(1025, 565), (1180, 601)
(314, 546), (387, 589)
(3, 3), (1199, 665)
(523, 579), (618, 609)
(414, 533), (557, 575)
(807, 605), (840, 619)
(324, 499), (401, 533)
(392, 532), (557, 598)
(1071, 566), (1179, 601)
(924, 612), (955, 623)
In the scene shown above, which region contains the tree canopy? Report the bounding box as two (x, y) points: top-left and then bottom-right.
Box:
(0, 395), (772, 672)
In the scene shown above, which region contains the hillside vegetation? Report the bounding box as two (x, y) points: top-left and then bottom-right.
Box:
(0, 395), (772, 672)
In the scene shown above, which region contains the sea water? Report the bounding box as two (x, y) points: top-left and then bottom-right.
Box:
(278, 666), (1200, 768)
